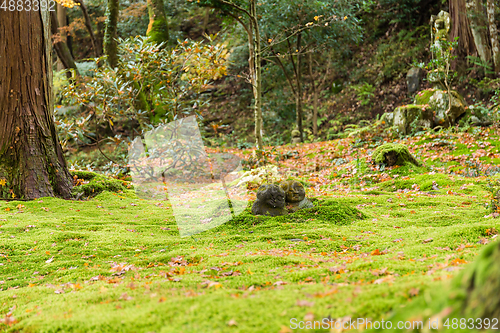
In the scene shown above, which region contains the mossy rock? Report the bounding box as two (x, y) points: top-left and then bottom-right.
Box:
(414, 88), (436, 105)
(70, 171), (129, 198)
(393, 104), (432, 135)
(228, 199), (365, 227)
(452, 240), (500, 319)
(372, 143), (420, 167)
(415, 89), (467, 127)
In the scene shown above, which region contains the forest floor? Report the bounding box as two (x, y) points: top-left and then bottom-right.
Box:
(1, 127), (500, 332)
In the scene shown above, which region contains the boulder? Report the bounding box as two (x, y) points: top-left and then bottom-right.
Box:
(393, 104), (433, 135)
(251, 184), (287, 216)
(415, 89), (467, 127)
(406, 67), (425, 95)
(372, 143), (420, 167)
(429, 90), (466, 127)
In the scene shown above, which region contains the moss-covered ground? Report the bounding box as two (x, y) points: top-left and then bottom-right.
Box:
(2, 128), (500, 332)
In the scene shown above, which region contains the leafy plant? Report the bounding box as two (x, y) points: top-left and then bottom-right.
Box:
(58, 35), (229, 155)
(467, 55), (496, 77)
(352, 82), (376, 106)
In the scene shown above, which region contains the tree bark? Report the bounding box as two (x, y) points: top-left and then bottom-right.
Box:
(75, 0), (100, 57)
(0, 10), (74, 199)
(50, 10), (80, 77)
(104, 0), (119, 67)
(466, 0), (492, 65)
(486, 0), (500, 73)
(146, 0), (169, 44)
(450, 0), (476, 72)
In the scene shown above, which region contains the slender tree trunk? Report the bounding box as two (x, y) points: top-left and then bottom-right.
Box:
(75, 0), (100, 57)
(215, 0), (262, 152)
(466, 0), (492, 65)
(250, 0), (263, 152)
(487, 0), (500, 73)
(203, 8), (210, 34)
(295, 32), (303, 142)
(104, 0), (119, 67)
(308, 52), (318, 137)
(50, 10), (80, 77)
(0, 10), (74, 199)
(56, 4), (66, 71)
(146, 0), (169, 44)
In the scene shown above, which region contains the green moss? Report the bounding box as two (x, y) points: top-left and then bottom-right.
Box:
(373, 241), (500, 332)
(372, 143), (420, 167)
(0, 169), (498, 332)
(71, 170), (129, 198)
(227, 199), (365, 227)
(414, 88), (436, 105)
(146, 18), (170, 44)
(378, 173), (463, 191)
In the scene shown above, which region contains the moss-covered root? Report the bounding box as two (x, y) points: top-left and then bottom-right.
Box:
(455, 240), (500, 319)
(371, 143), (420, 167)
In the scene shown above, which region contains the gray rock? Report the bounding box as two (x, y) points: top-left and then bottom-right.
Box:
(406, 67), (425, 95)
(429, 90), (466, 127)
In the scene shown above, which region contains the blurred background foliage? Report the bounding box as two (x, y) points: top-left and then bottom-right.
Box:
(53, 0), (500, 175)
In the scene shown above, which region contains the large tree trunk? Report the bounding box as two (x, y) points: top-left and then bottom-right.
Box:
(146, 0), (169, 44)
(486, 0), (500, 73)
(0, 10), (74, 199)
(450, 0), (476, 73)
(466, 0), (492, 65)
(104, 0), (119, 67)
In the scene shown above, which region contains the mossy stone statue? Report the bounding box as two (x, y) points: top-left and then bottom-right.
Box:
(291, 130), (301, 144)
(280, 180), (314, 213)
(251, 184), (287, 216)
(372, 143), (420, 167)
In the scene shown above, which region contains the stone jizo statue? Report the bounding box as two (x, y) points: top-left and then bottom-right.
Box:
(251, 184), (287, 216)
(280, 180), (314, 213)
